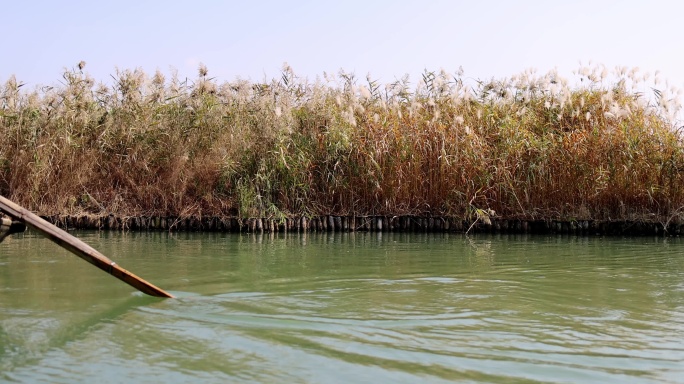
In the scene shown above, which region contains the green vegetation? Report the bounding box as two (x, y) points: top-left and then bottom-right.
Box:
(1, 63), (683, 223)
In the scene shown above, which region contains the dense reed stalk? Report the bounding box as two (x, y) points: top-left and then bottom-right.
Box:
(1, 63), (683, 222)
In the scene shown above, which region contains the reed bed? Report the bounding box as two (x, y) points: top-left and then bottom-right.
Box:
(1, 63), (683, 224)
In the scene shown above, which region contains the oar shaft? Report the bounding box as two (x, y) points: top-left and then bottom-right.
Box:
(0, 195), (174, 298)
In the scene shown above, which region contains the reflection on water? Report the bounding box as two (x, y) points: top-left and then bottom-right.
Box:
(1, 231), (684, 383)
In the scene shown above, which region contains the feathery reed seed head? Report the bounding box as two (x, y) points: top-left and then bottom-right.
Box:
(198, 63), (208, 77)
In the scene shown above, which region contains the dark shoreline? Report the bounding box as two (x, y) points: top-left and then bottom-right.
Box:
(37, 214), (681, 236)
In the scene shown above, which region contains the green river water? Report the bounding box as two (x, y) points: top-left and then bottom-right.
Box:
(1, 231), (683, 383)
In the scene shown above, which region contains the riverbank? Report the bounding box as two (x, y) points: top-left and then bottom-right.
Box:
(2, 64), (684, 225)
(38, 213), (680, 236)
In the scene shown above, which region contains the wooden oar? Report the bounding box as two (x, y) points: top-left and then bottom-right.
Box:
(0, 195), (174, 298)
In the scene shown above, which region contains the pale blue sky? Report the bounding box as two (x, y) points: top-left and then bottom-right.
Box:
(3, 0), (684, 88)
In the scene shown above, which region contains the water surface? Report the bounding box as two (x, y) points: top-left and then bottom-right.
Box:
(1, 231), (683, 383)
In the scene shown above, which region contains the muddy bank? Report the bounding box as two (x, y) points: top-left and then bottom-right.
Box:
(36, 214), (681, 236)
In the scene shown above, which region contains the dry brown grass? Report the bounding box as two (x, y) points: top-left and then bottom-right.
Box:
(1, 63), (682, 222)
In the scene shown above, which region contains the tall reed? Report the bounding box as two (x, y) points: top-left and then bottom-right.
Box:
(1, 63), (682, 222)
